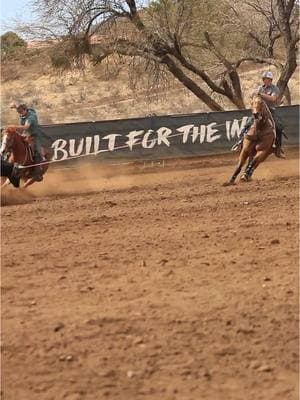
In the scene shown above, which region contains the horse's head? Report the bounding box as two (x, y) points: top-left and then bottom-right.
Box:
(250, 95), (266, 121)
(0, 127), (19, 157)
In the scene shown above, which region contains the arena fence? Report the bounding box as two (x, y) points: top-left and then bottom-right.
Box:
(40, 105), (299, 165)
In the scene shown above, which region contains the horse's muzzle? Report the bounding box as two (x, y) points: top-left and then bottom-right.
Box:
(253, 112), (259, 119)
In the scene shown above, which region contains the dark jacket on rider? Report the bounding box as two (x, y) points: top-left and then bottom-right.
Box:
(20, 108), (43, 162)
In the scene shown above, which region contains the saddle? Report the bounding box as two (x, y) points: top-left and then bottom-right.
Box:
(20, 135), (50, 165)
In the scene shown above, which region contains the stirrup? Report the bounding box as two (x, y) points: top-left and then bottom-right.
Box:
(231, 140), (242, 151)
(12, 163), (21, 177)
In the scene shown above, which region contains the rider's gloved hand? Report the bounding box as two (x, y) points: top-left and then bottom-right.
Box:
(22, 135), (32, 144)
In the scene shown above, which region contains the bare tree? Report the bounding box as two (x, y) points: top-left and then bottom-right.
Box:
(225, 0), (299, 104)
(17, 0), (299, 110)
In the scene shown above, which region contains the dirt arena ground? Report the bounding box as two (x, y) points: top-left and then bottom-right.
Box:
(1, 148), (299, 400)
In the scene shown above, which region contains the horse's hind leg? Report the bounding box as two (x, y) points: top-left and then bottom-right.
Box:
(226, 164), (244, 186)
(241, 160), (256, 181)
(240, 151), (256, 182)
(241, 150), (269, 181)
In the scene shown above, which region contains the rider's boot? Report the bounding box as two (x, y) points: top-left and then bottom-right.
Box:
(274, 146), (286, 158)
(231, 138), (244, 152)
(231, 124), (250, 151)
(274, 130), (286, 159)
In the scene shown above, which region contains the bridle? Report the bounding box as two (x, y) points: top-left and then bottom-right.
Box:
(0, 129), (29, 165)
(251, 96), (266, 122)
(0, 130), (13, 158)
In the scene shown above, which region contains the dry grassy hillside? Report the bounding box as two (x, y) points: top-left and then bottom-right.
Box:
(1, 55), (299, 125)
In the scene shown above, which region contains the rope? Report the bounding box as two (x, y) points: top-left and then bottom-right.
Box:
(17, 118), (244, 170)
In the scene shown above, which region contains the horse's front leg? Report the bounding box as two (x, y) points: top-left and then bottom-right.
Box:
(22, 178), (36, 189)
(223, 140), (253, 186)
(1, 177), (11, 188)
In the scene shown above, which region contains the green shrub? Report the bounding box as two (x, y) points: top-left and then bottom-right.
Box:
(1, 31), (27, 60)
(50, 51), (72, 69)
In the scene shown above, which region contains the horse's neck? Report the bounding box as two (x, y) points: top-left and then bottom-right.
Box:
(260, 103), (274, 126)
(255, 109), (274, 134)
(261, 111), (272, 128)
(12, 135), (30, 164)
(258, 114), (268, 126)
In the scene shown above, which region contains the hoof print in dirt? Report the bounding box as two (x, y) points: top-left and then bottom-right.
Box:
(222, 181), (234, 187)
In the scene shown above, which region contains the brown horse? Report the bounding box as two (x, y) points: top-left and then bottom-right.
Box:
(0, 127), (51, 188)
(224, 95), (276, 185)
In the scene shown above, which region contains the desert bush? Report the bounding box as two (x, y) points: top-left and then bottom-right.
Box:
(50, 50), (72, 70)
(1, 63), (22, 81)
(1, 31), (27, 61)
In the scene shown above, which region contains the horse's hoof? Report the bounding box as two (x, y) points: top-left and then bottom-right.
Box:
(240, 175), (251, 182)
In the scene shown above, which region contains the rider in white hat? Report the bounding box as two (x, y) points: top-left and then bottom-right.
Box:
(233, 71), (285, 158)
(258, 71), (279, 109)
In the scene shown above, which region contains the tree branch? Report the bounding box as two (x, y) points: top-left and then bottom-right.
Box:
(235, 57), (283, 69)
(203, 31), (245, 108)
(160, 54), (225, 111)
(170, 42), (228, 97)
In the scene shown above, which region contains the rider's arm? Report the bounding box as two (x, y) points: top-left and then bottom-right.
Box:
(8, 112), (36, 133)
(259, 92), (278, 104)
(6, 123), (30, 132)
(258, 85), (280, 105)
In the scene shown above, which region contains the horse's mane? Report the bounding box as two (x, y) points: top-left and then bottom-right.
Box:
(3, 127), (18, 135)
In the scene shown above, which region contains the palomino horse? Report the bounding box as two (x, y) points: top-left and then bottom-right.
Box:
(224, 95), (276, 185)
(0, 127), (51, 188)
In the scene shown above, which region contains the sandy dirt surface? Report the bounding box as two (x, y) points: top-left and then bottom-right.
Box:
(1, 148), (299, 400)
